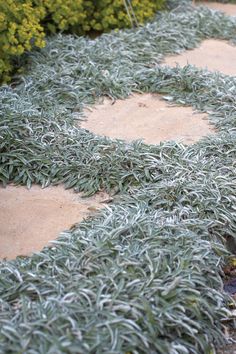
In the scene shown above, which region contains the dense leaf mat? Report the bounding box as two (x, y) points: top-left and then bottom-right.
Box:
(1, 3), (236, 353)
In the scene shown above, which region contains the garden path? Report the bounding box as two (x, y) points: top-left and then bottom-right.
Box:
(197, 1), (236, 16)
(1, 1), (235, 265)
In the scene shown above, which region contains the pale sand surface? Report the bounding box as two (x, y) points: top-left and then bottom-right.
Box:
(81, 93), (215, 145)
(164, 39), (236, 77)
(0, 185), (108, 260)
(196, 2), (236, 16)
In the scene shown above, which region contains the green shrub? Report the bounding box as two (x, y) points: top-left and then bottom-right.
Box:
(90, 0), (166, 31)
(34, 0), (92, 33)
(0, 0), (166, 83)
(0, 0), (45, 82)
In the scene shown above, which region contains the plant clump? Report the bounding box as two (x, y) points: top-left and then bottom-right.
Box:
(0, 0), (45, 82)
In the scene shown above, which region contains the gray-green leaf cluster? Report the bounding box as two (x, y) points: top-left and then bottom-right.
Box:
(0, 3), (236, 353)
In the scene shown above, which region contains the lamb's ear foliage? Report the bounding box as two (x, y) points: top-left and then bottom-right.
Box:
(0, 0), (166, 83)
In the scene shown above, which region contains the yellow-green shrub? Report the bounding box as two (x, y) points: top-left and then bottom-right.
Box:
(90, 0), (166, 31)
(0, 0), (45, 82)
(0, 0), (166, 83)
(34, 0), (92, 33)
(36, 0), (166, 34)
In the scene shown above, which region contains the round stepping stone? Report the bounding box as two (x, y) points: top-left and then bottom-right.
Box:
(196, 2), (236, 16)
(81, 93), (215, 145)
(0, 185), (108, 260)
(164, 39), (236, 77)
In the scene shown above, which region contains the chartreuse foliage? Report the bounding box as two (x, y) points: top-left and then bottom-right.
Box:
(0, 0), (45, 82)
(1, 3), (236, 353)
(90, 0), (165, 31)
(34, 0), (92, 33)
(0, 0), (166, 82)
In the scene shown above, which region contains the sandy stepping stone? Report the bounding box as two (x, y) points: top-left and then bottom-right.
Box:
(164, 39), (236, 76)
(81, 93), (215, 145)
(0, 185), (108, 260)
(196, 2), (236, 16)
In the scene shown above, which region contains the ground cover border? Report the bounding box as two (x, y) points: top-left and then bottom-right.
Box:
(0, 3), (236, 353)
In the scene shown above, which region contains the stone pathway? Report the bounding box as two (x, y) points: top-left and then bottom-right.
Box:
(196, 1), (236, 16)
(81, 6), (236, 351)
(82, 3), (236, 146)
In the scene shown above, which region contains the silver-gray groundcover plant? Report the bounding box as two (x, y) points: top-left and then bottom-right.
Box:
(0, 3), (236, 353)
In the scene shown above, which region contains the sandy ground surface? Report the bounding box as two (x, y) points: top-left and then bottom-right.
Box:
(164, 39), (236, 77)
(196, 2), (236, 16)
(0, 185), (108, 260)
(81, 93), (215, 145)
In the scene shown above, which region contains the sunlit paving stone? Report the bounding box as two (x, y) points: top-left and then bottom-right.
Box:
(81, 93), (216, 145)
(196, 2), (236, 16)
(0, 185), (108, 260)
(164, 39), (236, 77)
